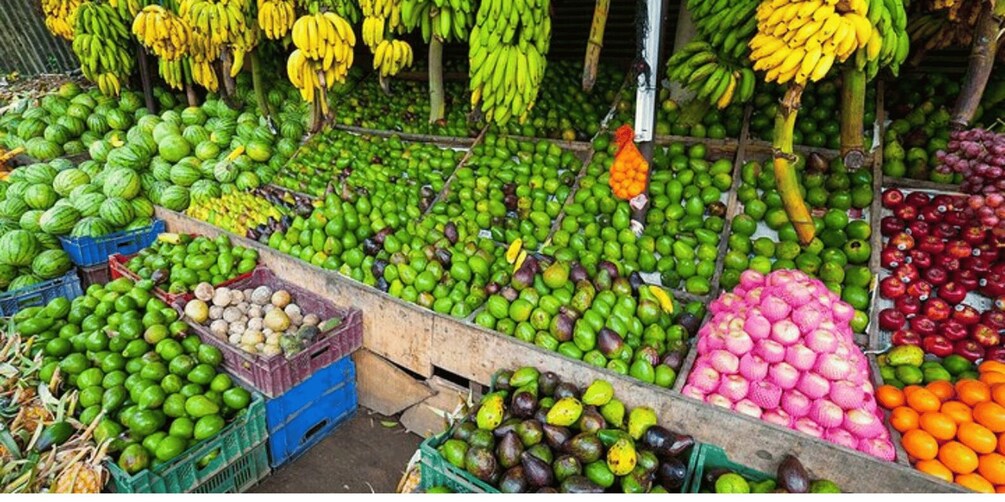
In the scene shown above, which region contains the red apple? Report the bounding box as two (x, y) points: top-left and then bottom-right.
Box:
(983, 346), (1005, 364)
(955, 269), (980, 292)
(896, 295), (922, 317)
(933, 194), (956, 210)
(939, 282), (969, 305)
(924, 266), (949, 287)
(911, 316), (938, 337)
(906, 191), (931, 207)
(892, 329), (921, 347)
(895, 205), (919, 222)
(945, 211), (970, 227)
(962, 225), (989, 246)
(970, 323), (1001, 348)
(954, 339), (986, 362)
(952, 304), (982, 326)
(907, 220), (931, 238)
(982, 310), (1005, 330)
(893, 263), (920, 284)
(923, 298), (952, 322)
(882, 189), (905, 209)
(982, 274), (1005, 297)
(934, 222), (959, 239)
(943, 319), (969, 341)
(917, 235), (946, 255)
(945, 240), (973, 259)
(923, 335), (954, 358)
(920, 205), (944, 223)
(907, 249), (932, 270)
(879, 276), (907, 299)
(890, 232), (916, 251)
(881, 217), (906, 237)
(906, 280), (934, 301)
(976, 244), (999, 262)
(879, 308), (907, 331)
(963, 256), (992, 275)
(882, 248), (906, 269)
(933, 254), (961, 272)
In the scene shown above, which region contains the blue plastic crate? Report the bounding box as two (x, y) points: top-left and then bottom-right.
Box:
(59, 219), (165, 267)
(0, 270), (82, 316)
(265, 356), (358, 468)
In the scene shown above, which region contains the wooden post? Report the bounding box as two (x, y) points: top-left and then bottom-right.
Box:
(428, 37), (445, 124)
(950, 3), (1003, 129)
(219, 52), (239, 109)
(136, 47), (156, 114)
(773, 85), (815, 245)
(840, 67), (866, 169)
(582, 0), (610, 93)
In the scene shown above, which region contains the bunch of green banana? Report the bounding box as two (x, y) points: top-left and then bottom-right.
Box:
(400, 0), (473, 42)
(748, 0), (875, 85)
(258, 0), (295, 39)
(666, 41), (756, 109)
(71, 1), (133, 96)
(109, 0), (144, 17)
(907, 11), (976, 55)
(287, 12), (355, 104)
(158, 57), (190, 90)
(373, 39), (413, 76)
(132, 5), (191, 61)
(468, 0), (550, 126)
(40, 0), (81, 40)
(687, 0), (759, 60)
(297, 0), (359, 23)
(860, 0), (909, 79)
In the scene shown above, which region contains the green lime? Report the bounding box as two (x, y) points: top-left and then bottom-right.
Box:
(823, 209), (849, 230)
(846, 220), (871, 240)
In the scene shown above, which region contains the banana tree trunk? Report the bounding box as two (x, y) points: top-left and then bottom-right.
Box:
(840, 68), (866, 169)
(774, 85), (815, 245)
(136, 48), (156, 113)
(950, 2), (1004, 129)
(250, 51), (274, 130)
(219, 53), (239, 108)
(429, 37), (445, 123)
(582, 0), (610, 93)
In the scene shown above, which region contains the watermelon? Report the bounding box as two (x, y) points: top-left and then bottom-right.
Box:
(40, 95), (69, 115)
(98, 197), (134, 227)
(6, 181), (29, 199)
(8, 274), (42, 292)
(23, 184), (59, 210)
(56, 115), (86, 136)
(71, 93), (97, 109)
(62, 140), (86, 155)
(0, 264), (18, 289)
(160, 110), (182, 126)
(181, 107), (208, 126)
(210, 129), (233, 147)
(213, 161), (238, 183)
(71, 217), (113, 238)
(159, 186), (190, 211)
(0, 198), (28, 221)
(73, 192), (106, 217)
(182, 125), (210, 146)
(49, 158), (74, 172)
(39, 205), (81, 235)
(245, 141), (272, 162)
(105, 108), (132, 130)
(151, 157), (173, 181)
(235, 122), (256, 141)
(65, 103), (91, 120)
(22, 163), (57, 184)
(193, 141), (220, 161)
(158, 135), (191, 163)
(276, 138), (298, 157)
(36, 232), (61, 250)
(169, 163), (202, 187)
(32, 249), (71, 279)
(190, 179), (221, 201)
(25, 138), (62, 161)
(131, 197), (154, 218)
(139, 172), (156, 192)
(126, 217), (153, 230)
(68, 183), (100, 201)
(88, 140), (111, 162)
(18, 210), (44, 232)
(235, 171), (261, 190)
(52, 169), (91, 196)
(80, 130), (101, 146)
(152, 121), (181, 144)
(58, 82), (82, 99)
(102, 169), (141, 199)
(78, 160), (102, 180)
(0, 230), (40, 267)
(146, 181), (169, 205)
(43, 124), (71, 145)
(107, 144), (149, 170)
(118, 91), (143, 113)
(127, 127), (157, 154)
(137, 114), (162, 134)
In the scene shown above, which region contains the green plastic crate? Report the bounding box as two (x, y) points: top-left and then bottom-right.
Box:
(419, 433), (498, 493)
(686, 444), (773, 493)
(106, 392), (269, 493)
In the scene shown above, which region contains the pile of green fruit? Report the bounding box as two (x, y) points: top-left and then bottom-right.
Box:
(125, 234), (259, 297)
(877, 345), (977, 389)
(330, 77), (476, 138)
(695, 454), (840, 493)
(474, 254), (702, 388)
(23, 278), (253, 473)
(748, 78), (875, 150)
(185, 188), (301, 238)
(881, 73), (964, 183)
(437, 366), (696, 493)
(542, 136), (730, 296)
(721, 155), (874, 332)
(428, 135), (582, 250)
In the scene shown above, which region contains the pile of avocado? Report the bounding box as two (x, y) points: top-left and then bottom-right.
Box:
(700, 455), (841, 493)
(437, 367), (695, 493)
(23, 277), (253, 475)
(126, 234), (259, 296)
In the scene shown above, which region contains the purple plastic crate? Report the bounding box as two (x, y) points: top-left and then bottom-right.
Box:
(178, 268), (363, 397)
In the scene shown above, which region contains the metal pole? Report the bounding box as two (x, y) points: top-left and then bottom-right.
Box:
(630, 0), (665, 229)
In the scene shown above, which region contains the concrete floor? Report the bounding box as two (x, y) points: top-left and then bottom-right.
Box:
(253, 408), (423, 493)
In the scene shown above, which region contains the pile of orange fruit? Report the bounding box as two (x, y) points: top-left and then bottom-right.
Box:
(876, 361), (1005, 493)
(609, 161), (648, 200)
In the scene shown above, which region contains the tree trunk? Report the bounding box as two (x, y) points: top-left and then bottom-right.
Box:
(219, 52), (239, 108)
(136, 48), (156, 114)
(840, 67), (866, 169)
(582, 0), (610, 93)
(773, 85), (815, 245)
(429, 37), (445, 124)
(250, 50), (274, 130)
(950, 3), (1004, 130)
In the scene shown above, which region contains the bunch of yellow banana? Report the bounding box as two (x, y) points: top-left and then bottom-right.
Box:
(158, 57), (189, 90)
(748, 0), (876, 85)
(468, 0), (550, 126)
(71, 1), (133, 96)
(132, 5), (191, 61)
(40, 0), (81, 40)
(229, 23), (259, 77)
(287, 12), (355, 104)
(400, 0), (473, 42)
(373, 39), (413, 76)
(687, 0), (759, 60)
(257, 0), (295, 39)
(179, 0), (246, 48)
(361, 16), (386, 48)
(192, 59), (219, 91)
(666, 41), (757, 108)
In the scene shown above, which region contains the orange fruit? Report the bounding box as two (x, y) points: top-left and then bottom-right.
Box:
(891, 406), (921, 433)
(876, 385), (905, 409)
(957, 380), (992, 406)
(940, 441), (979, 474)
(974, 402), (1005, 433)
(920, 412), (958, 441)
(927, 381), (956, 402)
(958, 422), (998, 455)
(903, 429), (939, 461)
(907, 388), (943, 413)
(915, 459), (954, 483)
(942, 401), (974, 424)
(956, 473), (995, 493)
(979, 453), (1005, 484)
(982, 372), (1005, 386)
(979, 361), (1005, 375)
(903, 385), (924, 397)
(992, 383), (1005, 407)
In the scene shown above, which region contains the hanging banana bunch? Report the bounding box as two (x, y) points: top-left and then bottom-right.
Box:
(287, 11), (356, 111)
(359, 0), (413, 77)
(372, 39), (413, 77)
(158, 57), (190, 90)
(71, 1), (134, 96)
(132, 5), (191, 60)
(230, 21), (260, 77)
(257, 0), (296, 39)
(40, 0), (81, 40)
(468, 0), (551, 126)
(400, 0), (473, 42)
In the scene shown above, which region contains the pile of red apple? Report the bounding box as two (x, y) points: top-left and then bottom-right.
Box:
(879, 189), (1005, 363)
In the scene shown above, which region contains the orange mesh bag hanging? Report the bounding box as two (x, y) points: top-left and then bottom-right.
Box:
(609, 124), (649, 200)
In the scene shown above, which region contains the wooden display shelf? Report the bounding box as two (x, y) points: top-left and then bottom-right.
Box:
(153, 206), (963, 493)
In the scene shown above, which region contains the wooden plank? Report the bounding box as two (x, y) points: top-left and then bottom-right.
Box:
(154, 207), (437, 377)
(430, 314), (963, 493)
(354, 349), (433, 416)
(708, 104), (752, 299)
(399, 376), (470, 438)
(882, 176), (959, 193)
(868, 81), (888, 350)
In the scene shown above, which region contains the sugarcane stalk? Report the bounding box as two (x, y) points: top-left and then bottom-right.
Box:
(429, 37), (445, 124)
(250, 50), (273, 129)
(582, 0), (610, 93)
(950, 1), (1004, 130)
(840, 67), (866, 169)
(773, 85), (815, 245)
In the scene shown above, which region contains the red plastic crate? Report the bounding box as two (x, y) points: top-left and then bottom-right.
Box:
(177, 268), (363, 397)
(109, 253), (257, 305)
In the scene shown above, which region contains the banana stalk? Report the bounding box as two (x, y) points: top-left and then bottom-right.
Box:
(839, 67), (865, 168)
(582, 0), (610, 93)
(773, 85), (815, 245)
(950, 2), (1005, 129)
(250, 51), (274, 129)
(219, 54), (239, 108)
(183, 59), (199, 107)
(428, 37), (445, 123)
